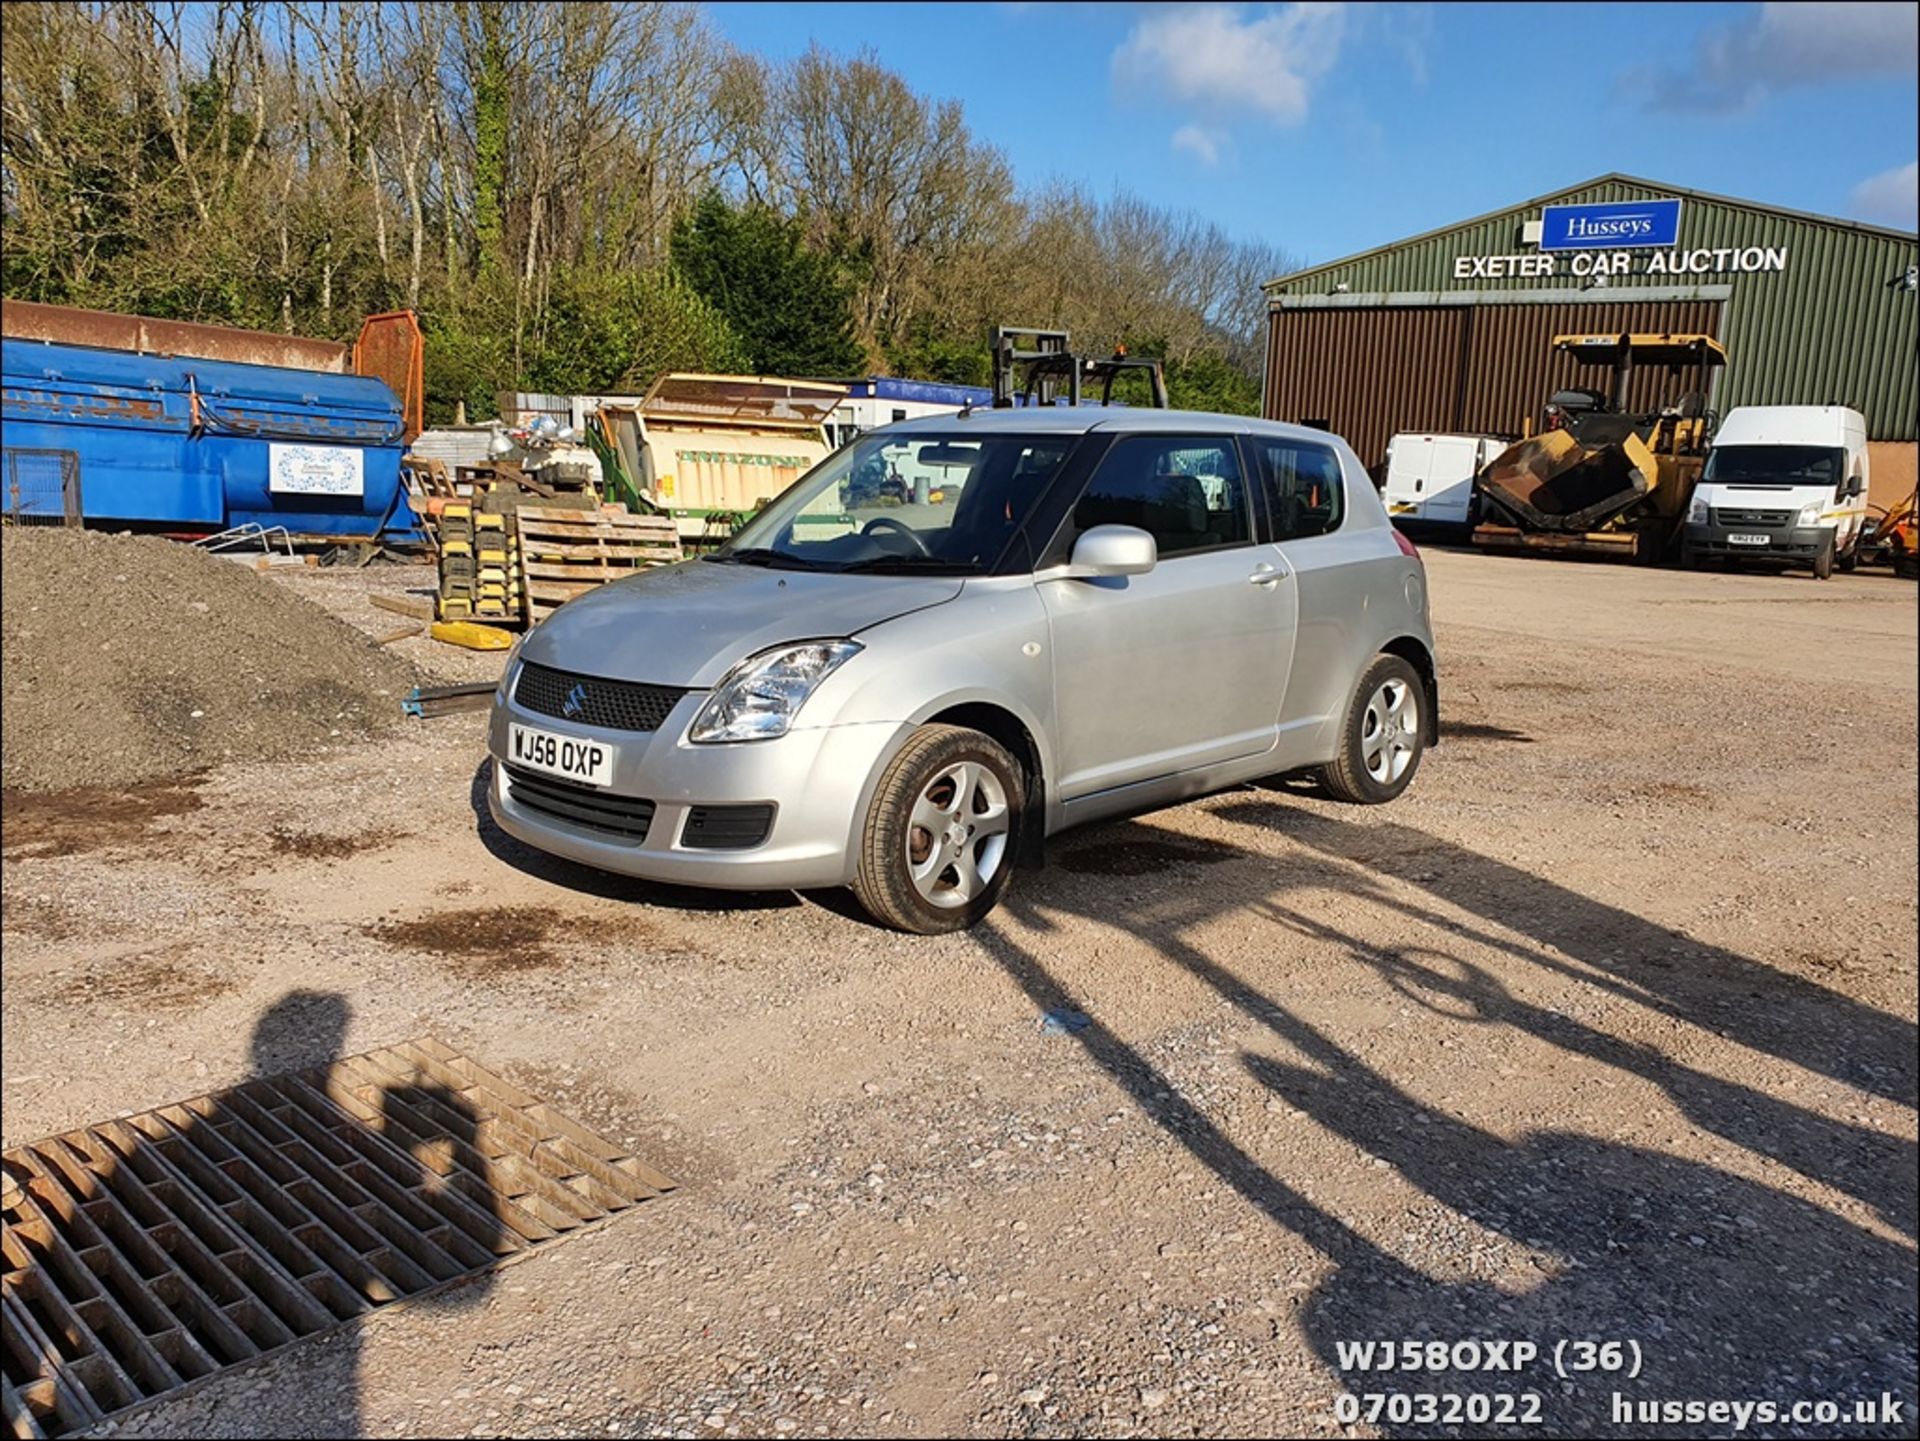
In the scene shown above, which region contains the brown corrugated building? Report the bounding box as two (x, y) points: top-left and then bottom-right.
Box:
(1263, 174), (1918, 506)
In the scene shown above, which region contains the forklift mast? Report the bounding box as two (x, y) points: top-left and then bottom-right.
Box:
(989, 325), (1170, 409)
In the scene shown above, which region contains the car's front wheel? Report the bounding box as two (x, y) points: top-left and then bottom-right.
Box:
(1316, 654), (1427, 804)
(853, 724), (1023, 933)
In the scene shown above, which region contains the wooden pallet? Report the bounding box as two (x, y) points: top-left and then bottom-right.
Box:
(515, 506), (683, 623)
(401, 456), (457, 499)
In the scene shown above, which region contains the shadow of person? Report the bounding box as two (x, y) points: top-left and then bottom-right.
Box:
(212, 992), (510, 1435)
(0, 993), (512, 1437)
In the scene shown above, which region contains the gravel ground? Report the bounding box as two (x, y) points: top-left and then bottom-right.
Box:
(0, 530), (421, 791)
(261, 560), (513, 687)
(2, 548), (1914, 1439)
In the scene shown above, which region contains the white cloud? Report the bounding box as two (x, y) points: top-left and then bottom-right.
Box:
(1171, 123), (1229, 166)
(1349, 2), (1431, 88)
(1113, 3), (1347, 125)
(1623, 2), (1918, 112)
(1851, 161), (1919, 230)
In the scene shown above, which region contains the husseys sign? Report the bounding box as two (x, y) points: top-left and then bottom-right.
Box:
(1540, 198), (1683, 250)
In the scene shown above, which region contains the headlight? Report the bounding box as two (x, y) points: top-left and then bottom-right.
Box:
(689, 640), (862, 743)
(496, 640), (527, 702)
(1688, 495), (1710, 524)
(1797, 502), (1824, 527)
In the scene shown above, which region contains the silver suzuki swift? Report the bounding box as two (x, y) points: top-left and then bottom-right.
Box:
(487, 408), (1437, 933)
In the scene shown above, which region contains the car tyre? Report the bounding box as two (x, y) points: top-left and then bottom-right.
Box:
(853, 724), (1023, 934)
(1316, 654), (1427, 805)
(1813, 537), (1834, 580)
(1837, 540), (1859, 573)
(1680, 543), (1702, 570)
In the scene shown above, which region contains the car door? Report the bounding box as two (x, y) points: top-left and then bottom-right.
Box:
(1424, 437), (1476, 524)
(1038, 432), (1296, 802)
(1248, 431), (1388, 767)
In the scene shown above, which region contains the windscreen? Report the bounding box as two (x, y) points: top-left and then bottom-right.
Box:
(711, 432), (1077, 574)
(1703, 445), (1845, 488)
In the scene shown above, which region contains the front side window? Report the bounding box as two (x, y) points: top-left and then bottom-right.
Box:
(715, 432), (1076, 574)
(1070, 435), (1250, 559)
(1255, 438), (1345, 541)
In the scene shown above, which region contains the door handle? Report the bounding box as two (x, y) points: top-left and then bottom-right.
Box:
(1249, 563), (1288, 586)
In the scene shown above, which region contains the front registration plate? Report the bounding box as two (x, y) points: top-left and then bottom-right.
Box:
(1727, 532), (1770, 546)
(508, 723), (615, 787)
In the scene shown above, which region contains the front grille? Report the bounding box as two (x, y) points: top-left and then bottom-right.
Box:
(515, 661), (689, 733)
(504, 765), (655, 843)
(682, 804), (776, 850)
(1712, 507), (1793, 528)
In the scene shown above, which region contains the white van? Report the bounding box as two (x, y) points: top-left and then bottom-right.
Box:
(1683, 406), (1870, 579)
(1382, 432), (1507, 529)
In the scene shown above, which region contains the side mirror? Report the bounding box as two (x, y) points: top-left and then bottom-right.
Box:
(1847, 476), (1864, 498)
(1066, 524), (1157, 578)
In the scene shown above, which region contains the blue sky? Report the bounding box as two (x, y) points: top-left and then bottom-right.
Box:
(707, 1), (1920, 271)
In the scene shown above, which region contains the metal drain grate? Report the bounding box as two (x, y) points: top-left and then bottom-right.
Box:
(1, 1037), (673, 1438)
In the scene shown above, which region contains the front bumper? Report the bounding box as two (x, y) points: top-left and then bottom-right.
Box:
(486, 690), (910, 890)
(1684, 522), (1831, 561)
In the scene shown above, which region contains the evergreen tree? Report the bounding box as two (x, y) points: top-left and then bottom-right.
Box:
(671, 192), (866, 377)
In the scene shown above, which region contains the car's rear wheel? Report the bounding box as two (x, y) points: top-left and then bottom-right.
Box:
(1316, 654), (1427, 805)
(853, 724), (1022, 933)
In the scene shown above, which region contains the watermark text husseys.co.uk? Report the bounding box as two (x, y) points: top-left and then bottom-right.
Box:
(1612, 1391), (1906, 1431)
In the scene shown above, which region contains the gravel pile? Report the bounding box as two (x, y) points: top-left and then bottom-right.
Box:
(2, 528), (422, 792)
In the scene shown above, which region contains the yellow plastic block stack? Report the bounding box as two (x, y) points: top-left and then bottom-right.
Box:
(477, 487), (524, 621)
(437, 502), (475, 618)
(473, 510), (511, 619)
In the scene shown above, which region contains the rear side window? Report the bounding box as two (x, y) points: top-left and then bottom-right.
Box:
(1072, 435), (1250, 558)
(1254, 438), (1344, 541)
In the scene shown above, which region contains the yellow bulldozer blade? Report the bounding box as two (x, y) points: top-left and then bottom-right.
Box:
(1473, 523), (1641, 558)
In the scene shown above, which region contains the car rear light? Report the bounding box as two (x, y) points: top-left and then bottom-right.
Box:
(1392, 527), (1421, 560)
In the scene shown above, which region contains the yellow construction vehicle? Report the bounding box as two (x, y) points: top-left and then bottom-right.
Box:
(1473, 333), (1726, 562)
(1860, 486), (1919, 578)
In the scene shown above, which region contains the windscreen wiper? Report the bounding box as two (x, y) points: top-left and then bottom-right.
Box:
(833, 555), (974, 574)
(707, 548), (816, 570)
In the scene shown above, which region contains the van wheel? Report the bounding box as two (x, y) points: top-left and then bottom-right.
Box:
(1316, 654), (1427, 805)
(1837, 542), (1859, 573)
(1680, 543), (1702, 570)
(1813, 538), (1834, 580)
(853, 724), (1022, 934)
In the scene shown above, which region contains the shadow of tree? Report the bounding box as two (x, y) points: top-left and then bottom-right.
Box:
(1213, 799), (1917, 1110)
(974, 801), (1917, 1434)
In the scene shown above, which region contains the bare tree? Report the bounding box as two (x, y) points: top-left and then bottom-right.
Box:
(3, 2), (1295, 407)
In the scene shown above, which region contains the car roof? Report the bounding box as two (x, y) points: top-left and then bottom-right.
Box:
(873, 406), (1342, 447)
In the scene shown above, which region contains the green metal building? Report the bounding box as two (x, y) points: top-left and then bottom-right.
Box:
(1263, 174), (1918, 486)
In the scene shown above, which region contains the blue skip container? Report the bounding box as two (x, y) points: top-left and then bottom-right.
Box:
(2, 336), (422, 542)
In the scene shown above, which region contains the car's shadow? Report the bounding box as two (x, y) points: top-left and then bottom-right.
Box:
(467, 759), (1335, 928)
